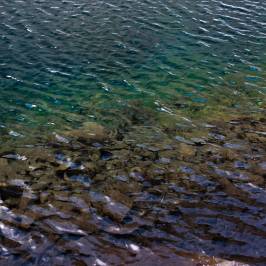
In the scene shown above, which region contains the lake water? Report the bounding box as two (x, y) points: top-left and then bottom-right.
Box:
(0, 0), (266, 265)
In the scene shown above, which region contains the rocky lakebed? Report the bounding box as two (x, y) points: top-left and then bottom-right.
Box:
(0, 113), (265, 265)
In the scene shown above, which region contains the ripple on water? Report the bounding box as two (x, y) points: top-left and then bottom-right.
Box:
(0, 0), (266, 265)
(0, 0), (265, 140)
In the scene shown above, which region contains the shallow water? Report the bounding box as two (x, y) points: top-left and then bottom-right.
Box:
(0, 0), (266, 265)
(0, 0), (266, 139)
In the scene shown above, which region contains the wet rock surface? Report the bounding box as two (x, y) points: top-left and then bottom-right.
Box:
(0, 117), (266, 265)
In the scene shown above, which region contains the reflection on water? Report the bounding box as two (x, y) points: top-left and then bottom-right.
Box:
(0, 0), (266, 265)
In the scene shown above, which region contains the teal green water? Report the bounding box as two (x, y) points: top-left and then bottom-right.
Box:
(1, 1), (266, 265)
(0, 0), (265, 144)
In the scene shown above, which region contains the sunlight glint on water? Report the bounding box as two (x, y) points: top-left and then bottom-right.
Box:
(0, 0), (266, 265)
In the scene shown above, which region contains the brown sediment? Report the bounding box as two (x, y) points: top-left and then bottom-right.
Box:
(0, 112), (265, 265)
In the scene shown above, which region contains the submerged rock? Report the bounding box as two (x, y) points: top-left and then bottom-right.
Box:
(100, 150), (113, 161)
(1, 153), (27, 161)
(191, 137), (207, 145)
(53, 133), (70, 144)
(0, 183), (24, 200)
(0, 115), (265, 265)
(89, 191), (131, 222)
(0, 158), (8, 167)
(66, 122), (108, 142)
(175, 135), (194, 145)
(45, 219), (87, 236)
(178, 143), (196, 159)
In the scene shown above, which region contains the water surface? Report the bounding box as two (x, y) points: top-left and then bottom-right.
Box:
(0, 0), (266, 265)
(0, 0), (265, 139)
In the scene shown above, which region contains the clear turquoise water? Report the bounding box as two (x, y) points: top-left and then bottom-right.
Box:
(1, 1), (266, 265)
(0, 0), (265, 143)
